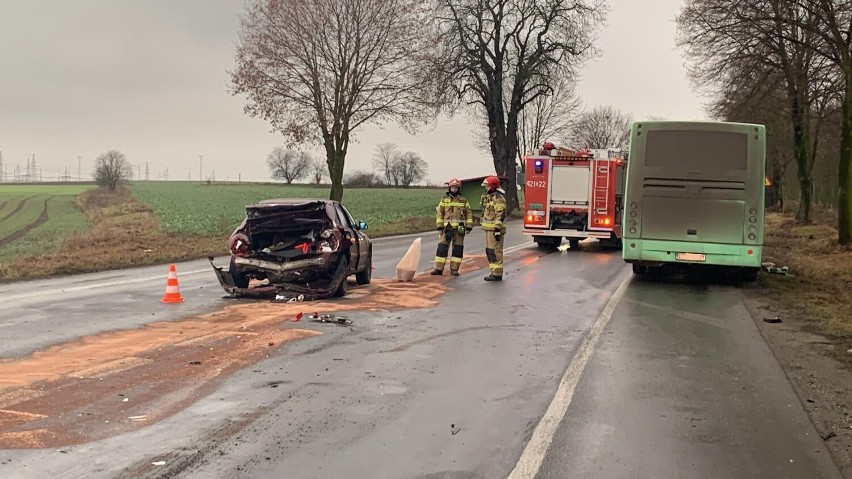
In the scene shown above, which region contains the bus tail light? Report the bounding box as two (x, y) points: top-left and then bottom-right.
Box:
(627, 201), (639, 235)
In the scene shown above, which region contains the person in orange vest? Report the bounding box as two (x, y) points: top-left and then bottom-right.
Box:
(431, 178), (474, 276)
(480, 175), (507, 281)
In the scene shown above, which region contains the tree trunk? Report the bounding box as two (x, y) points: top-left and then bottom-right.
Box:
(326, 148), (346, 202)
(785, 81), (813, 222)
(838, 77), (852, 245)
(502, 110), (521, 212)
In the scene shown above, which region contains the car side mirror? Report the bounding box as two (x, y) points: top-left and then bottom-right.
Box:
(358, 221), (368, 230)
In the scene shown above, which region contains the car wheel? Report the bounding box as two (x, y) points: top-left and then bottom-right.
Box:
(229, 256), (249, 288)
(356, 249), (372, 285)
(333, 257), (349, 297)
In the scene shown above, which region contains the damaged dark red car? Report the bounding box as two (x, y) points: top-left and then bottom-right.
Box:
(209, 198), (372, 300)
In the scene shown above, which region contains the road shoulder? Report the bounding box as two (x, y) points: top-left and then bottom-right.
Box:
(744, 293), (852, 478)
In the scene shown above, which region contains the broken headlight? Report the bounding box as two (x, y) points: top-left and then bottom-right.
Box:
(317, 229), (341, 253)
(228, 233), (250, 256)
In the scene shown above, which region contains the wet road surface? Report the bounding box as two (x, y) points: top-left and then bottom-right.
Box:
(0, 223), (844, 478)
(535, 278), (843, 479)
(0, 223), (530, 357)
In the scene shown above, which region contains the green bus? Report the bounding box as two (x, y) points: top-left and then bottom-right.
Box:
(621, 120), (766, 281)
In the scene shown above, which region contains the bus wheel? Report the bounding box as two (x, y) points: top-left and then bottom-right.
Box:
(736, 267), (760, 283)
(632, 263), (646, 275)
(599, 238), (622, 250)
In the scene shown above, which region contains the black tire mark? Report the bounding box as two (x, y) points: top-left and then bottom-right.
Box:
(0, 200), (8, 214)
(0, 196), (34, 225)
(0, 196), (53, 248)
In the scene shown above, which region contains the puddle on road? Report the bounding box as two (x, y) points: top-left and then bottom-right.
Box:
(0, 258), (484, 449)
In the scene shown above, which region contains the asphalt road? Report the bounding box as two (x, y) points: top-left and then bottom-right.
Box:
(0, 223), (530, 358)
(0, 222), (844, 479)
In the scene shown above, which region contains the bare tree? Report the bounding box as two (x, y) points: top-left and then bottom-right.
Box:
(372, 143), (400, 186)
(231, 0), (444, 201)
(391, 151), (429, 186)
(517, 75), (583, 171)
(344, 170), (383, 188)
(776, 0), (852, 244)
(267, 147), (310, 184)
(569, 105), (632, 149)
(93, 149), (132, 191)
(310, 157), (326, 185)
(435, 0), (605, 211)
(677, 0), (837, 223)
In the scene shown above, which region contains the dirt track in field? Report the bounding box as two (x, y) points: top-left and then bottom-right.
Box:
(0, 258), (486, 449)
(0, 196), (53, 248)
(0, 196), (33, 225)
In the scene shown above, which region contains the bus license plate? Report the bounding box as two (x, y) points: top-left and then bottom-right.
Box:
(676, 252), (705, 262)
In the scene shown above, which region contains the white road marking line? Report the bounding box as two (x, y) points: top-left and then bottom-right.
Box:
(3, 268), (211, 301)
(506, 274), (633, 479)
(415, 241), (534, 273)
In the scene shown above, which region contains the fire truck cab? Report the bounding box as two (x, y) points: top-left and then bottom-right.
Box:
(522, 142), (627, 250)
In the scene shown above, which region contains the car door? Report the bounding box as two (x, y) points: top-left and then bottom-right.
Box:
(339, 204), (369, 269)
(334, 203), (359, 272)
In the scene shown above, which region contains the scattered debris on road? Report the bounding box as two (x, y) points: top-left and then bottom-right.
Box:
(761, 262), (792, 275)
(310, 313), (353, 326)
(764, 317), (782, 324)
(152, 461), (166, 466)
(451, 423), (462, 435)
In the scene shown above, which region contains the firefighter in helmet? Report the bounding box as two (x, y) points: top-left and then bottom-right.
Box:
(431, 178), (474, 276)
(480, 175), (507, 281)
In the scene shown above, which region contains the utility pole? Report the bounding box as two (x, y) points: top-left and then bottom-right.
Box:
(238, 173), (241, 183)
(0, 150), (4, 182)
(77, 155), (82, 180)
(145, 162), (150, 181)
(199, 154), (203, 182)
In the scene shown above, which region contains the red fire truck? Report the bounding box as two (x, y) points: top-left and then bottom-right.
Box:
(522, 142), (627, 250)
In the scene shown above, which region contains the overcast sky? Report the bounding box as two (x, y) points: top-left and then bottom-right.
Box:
(0, 0), (708, 184)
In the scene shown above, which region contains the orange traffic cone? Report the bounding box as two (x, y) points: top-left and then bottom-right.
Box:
(161, 264), (184, 303)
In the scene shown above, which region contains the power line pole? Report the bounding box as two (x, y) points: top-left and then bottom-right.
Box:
(145, 162), (150, 181)
(77, 155), (82, 180)
(199, 154), (203, 182)
(0, 150), (4, 182)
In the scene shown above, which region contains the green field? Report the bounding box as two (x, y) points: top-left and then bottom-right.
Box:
(0, 184), (94, 261)
(130, 181), (443, 236)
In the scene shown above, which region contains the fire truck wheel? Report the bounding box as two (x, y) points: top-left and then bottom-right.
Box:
(598, 238), (622, 250)
(534, 236), (560, 250)
(568, 239), (581, 250)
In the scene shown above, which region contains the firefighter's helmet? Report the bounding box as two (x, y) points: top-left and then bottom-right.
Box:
(446, 178), (461, 188)
(481, 175), (501, 189)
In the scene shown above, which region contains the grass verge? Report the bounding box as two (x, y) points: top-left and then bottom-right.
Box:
(759, 210), (852, 339)
(0, 186), (435, 282)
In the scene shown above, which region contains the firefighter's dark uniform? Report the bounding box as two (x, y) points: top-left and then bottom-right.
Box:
(480, 189), (507, 279)
(433, 192), (474, 274)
